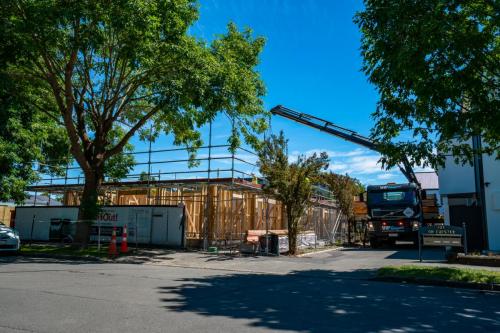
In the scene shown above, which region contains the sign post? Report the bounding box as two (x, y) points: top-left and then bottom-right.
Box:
(97, 219), (101, 252)
(418, 222), (422, 262)
(462, 222), (468, 256)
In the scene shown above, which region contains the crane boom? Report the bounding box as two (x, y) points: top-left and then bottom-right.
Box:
(270, 105), (420, 186)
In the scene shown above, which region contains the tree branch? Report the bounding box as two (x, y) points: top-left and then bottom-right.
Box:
(105, 106), (162, 158)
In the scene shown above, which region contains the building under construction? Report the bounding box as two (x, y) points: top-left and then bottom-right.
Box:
(25, 138), (344, 250)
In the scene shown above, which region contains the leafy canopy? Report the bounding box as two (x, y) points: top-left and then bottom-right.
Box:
(355, 0), (499, 168)
(0, 58), (134, 202)
(0, 81), (70, 202)
(0, 0), (267, 206)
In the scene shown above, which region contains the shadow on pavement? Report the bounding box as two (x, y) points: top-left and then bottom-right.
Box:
(385, 248), (446, 262)
(0, 254), (102, 265)
(341, 247), (446, 262)
(204, 255), (237, 262)
(158, 269), (499, 333)
(0, 247), (178, 265)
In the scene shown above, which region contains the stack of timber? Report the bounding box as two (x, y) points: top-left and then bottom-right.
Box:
(353, 197), (368, 220)
(0, 205), (14, 227)
(422, 193), (441, 221)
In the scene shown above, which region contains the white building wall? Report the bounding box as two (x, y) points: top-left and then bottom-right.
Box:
(438, 142), (500, 251)
(482, 154), (500, 251)
(438, 158), (475, 195)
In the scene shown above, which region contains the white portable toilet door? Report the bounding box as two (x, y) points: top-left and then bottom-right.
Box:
(167, 207), (184, 246)
(151, 213), (167, 245)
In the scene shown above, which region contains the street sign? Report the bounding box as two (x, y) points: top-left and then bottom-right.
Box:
(420, 224), (463, 236)
(421, 224), (464, 247)
(418, 223), (467, 262)
(422, 236), (462, 246)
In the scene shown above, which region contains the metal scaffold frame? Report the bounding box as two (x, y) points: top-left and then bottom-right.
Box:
(26, 120), (341, 250)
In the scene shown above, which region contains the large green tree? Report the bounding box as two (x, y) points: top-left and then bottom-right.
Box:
(355, 0), (499, 169)
(258, 131), (329, 255)
(1, 0), (267, 243)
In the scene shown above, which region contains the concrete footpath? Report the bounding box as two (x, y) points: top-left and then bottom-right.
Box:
(113, 246), (500, 276)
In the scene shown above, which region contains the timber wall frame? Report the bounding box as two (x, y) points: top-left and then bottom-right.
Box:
(27, 129), (341, 248)
(28, 178), (340, 249)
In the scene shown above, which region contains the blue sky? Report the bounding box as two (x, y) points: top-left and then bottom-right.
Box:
(122, 0), (412, 186)
(56, 0), (415, 187)
(188, 0), (408, 185)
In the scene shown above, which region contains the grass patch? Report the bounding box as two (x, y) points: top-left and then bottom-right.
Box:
(378, 265), (500, 285)
(20, 244), (110, 258)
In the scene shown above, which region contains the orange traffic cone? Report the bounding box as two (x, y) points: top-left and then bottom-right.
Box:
(120, 224), (128, 254)
(108, 226), (118, 258)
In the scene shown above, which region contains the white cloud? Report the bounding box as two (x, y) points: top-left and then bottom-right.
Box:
(377, 173), (397, 180)
(288, 148), (385, 175)
(329, 148), (366, 158)
(343, 155), (382, 174)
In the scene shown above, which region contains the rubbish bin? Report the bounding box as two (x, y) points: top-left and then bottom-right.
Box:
(49, 218), (63, 241)
(259, 233), (279, 254)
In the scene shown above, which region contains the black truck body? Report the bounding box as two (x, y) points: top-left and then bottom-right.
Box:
(366, 183), (420, 246)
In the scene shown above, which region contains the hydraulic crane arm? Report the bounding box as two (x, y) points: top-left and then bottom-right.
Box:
(270, 105), (420, 187)
(271, 105), (377, 150)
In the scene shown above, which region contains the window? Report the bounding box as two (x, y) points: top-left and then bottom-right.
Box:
(368, 190), (416, 205)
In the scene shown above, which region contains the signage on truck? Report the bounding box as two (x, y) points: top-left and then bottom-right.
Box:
(403, 207), (414, 218)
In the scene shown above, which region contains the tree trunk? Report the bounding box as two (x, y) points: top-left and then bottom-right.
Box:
(347, 218), (352, 246)
(74, 168), (103, 245)
(288, 214), (298, 255)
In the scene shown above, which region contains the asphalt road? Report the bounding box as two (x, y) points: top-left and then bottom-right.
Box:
(0, 248), (499, 333)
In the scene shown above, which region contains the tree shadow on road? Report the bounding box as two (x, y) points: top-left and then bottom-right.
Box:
(0, 247), (178, 266)
(341, 246), (446, 262)
(0, 254), (102, 265)
(158, 269), (499, 333)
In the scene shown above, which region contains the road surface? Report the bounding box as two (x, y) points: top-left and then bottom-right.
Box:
(0, 248), (498, 332)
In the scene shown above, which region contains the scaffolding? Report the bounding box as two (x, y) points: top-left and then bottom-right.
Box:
(27, 122), (342, 249)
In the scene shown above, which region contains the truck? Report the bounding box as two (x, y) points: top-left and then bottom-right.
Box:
(365, 183), (421, 247)
(270, 105), (442, 247)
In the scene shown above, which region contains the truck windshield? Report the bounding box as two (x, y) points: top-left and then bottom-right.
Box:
(368, 190), (416, 205)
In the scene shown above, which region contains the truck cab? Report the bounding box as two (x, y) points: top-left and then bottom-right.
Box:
(366, 183), (421, 247)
